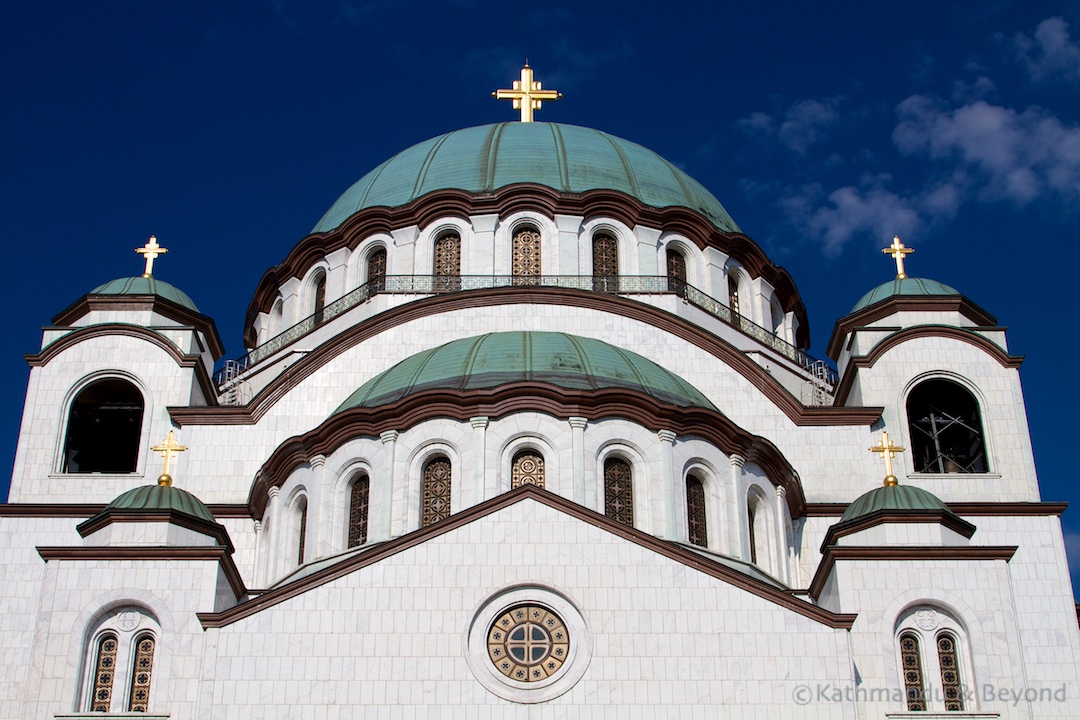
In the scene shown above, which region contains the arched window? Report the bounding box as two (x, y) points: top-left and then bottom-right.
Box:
(421, 456), (452, 526)
(666, 248), (687, 297)
(747, 501), (759, 565)
(686, 475), (707, 547)
(434, 232), (461, 292)
(89, 633), (119, 712)
(511, 450), (545, 488)
(899, 632), (926, 711)
(348, 474), (370, 548)
(603, 457), (633, 527)
(367, 248), (387, 294)
(728, 275), (741, 315)
(127, 634), (155, 712)
(295, 497), (308, 566)
(63, 378), (144, 473)
(269, 298), (284, 338)
(895, 606), (970, 713)
(312, 274), (326, 325)
(512, 225), (541, 285)
(906, 379), (988, 473)
(937, 632), (964, 711)
(770, 298), (785, 337)
(592, 233), (618, 292)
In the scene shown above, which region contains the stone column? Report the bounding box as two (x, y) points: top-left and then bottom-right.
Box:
(471, 417), (490, 504)
(555, 214), (583, 274)
(568, 417), (588, 507)
(774, 485), (789, 584)
(728, 454), (746, 560)
(380, 430), (399, 540)
(308, 454), (327, 556)
(265, 486), (282, 585)
(657, 429), (678, 540)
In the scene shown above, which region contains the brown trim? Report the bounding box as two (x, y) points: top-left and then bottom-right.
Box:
(808, 544), (1018, 599)
(827, 295), (998, 360)
(37, 545), (246, 600)
(832, 325), (1023, 406)
(75, 509), (235, 553)
(207, 504), (256, 519)
(805, 501), (1069, 517)
(0, 502), (254, 519)
(244, 184), (811, 349)
(198, 484), (856, 630)
(174, 287), (881, 428)
(819, 511), (977, 551)
(52, 294), (225, 360)
(242, 382), (807, 518)
(26, 324), (219, 406)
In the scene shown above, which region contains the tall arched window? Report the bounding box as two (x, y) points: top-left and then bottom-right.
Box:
(89, 633), (119, 712)
(295, 498), (308, 566)
(421, 456), (452, 526)
(895, 606), (971, 713)
(127, 634), (155, 712)
(728, 275), (741, 315)
(770, 298), (785, 337)
(604, 457), (633, 527)
(312, 274), (326, 325)
(269, 298), (284, 338)
(512, 225), (541, 285)
(937, 632), (964, 711)
(348, 474), (370, 548)
(434, 232), (461, 292)
(899, 632), (926, 711)
(747, 501), (759, 565)
(906, 379), (988, 473)
(666, 248), (687, 297)
(63, 378), (144, 473)
(686, 475), (707, 547)
(592, 233), (618, 292)
(511, 450), (545, 488)
(367, 248), (387, 294)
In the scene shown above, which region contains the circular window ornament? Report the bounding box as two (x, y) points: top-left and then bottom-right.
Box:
(466, 586), (590, 703)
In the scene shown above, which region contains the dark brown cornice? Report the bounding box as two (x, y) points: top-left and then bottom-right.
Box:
(243, 184), (810, 349)
(175, 288), (880, 428)
(0, 502), (254, 519)
(808, 544), (1018, 599)
(37, 545), (246, 600)
(198, 484), (856, 630)
(52, 294), (225, 360)
(75, 509), (235, 553)
(819, 511), (977, 552)
(25, 324), (219, 406)
(245, 381), (806, 518)
(804, 501), (1069, 517)
(832, 325), (1024, 407)
(827, 295), (998, 360)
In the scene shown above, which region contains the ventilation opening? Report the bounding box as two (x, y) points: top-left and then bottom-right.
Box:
(63, 379), (144, 473)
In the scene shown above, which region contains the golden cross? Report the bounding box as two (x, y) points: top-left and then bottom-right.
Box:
(136, 236), (168, 278)
(493, 64), (561, 122)
(151, 430), (187, 486)
(882, 235), (914, 279)
(869, 431), (905, 486)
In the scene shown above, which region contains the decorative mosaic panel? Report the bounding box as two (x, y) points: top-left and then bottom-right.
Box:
(487, 605), (569, 682)
(937, 633), (964, 711)
(604, 458), (633, 526)
(127, 634), (155, 712)
(512, 227), (541, 283)
(90, 634), (118, 712)
(422, 458), (452, 526)
(511, 451), (545, 488)
(900, 632), (926, 711)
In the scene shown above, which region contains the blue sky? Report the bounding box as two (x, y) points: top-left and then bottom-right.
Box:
(3, 2), (1080, 590)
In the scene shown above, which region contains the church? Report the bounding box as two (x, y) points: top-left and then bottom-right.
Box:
(1, 67), (1077, 718)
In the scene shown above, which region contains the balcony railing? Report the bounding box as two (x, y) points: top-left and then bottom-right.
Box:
(214, 275), (838, 390)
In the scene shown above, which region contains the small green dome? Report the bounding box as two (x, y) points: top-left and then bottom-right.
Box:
(105, 484), (216, 524)
(851, 277), (959, 313)
(92, 276), (200, 313)
(839, 483), (951, 523)
(314, 122), (740, 234)
(334, 331), (718, 414)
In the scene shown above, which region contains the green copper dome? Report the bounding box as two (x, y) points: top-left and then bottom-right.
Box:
(104, 484), (216, 524)
(851, 277), (959, 313)
(314, 122), (740, 234)
(334, 331), (718, 414)
(839, 483), (952, 523)
(92, 276), (200, 313)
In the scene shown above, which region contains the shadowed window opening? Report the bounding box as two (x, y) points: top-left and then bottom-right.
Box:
(348, 474), (370, 547)
(687, 475), (707, 547)
(434, 232), (461, 292)
(313, 275), (326, 325)
(907, 379), (987, 473)
(422, 457), (452, 526)
(368, 248), (387, 294)
(667, 248), (686, 297)
(63, 379), (144, 473)
(604, 457), (633, 527)
(592, 233), (619, 292)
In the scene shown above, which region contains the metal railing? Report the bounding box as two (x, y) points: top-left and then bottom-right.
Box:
(214, 275), (838, 389)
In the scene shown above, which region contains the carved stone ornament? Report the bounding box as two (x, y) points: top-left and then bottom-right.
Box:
(915, 608), (939, 631)
(117, 610), (142, 632)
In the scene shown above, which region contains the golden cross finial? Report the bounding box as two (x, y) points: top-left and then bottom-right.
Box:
(493, 64), (561, 122)
(151, 430), (187, 486)
(136, 236), (168, 278)
(869, 430), (905, 486)
(882, 235), (914, 279)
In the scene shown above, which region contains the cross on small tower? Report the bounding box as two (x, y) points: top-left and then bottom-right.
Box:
(493, 64), (561, 122)
(882, 235), (914, 279)
(869, 431), (905, 487)
(151, 430), (187, 486)
(136, 236), (168, 278)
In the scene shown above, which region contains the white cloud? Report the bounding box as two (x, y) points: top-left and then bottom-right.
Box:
(737, 98), (843, 155)
(1013, 16), (1080, 83)
(894, 95), (1080, 207)
(786, 185), (922, 256)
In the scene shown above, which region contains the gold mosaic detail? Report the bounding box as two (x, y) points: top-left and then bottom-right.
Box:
(127, 634), (155, 712)
(900, 632), (926, 711)
(90, 634), (118, 712)
(511, 451), (545, 488)
(487, 605), (569, 682)
(421, 457), (452, 526)
(937, 633), (964, 711)
(512, 227), (541, 283)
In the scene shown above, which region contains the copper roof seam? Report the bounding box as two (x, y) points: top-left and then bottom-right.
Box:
(412, 132), (454, 201)
(598, 129), (641, 199)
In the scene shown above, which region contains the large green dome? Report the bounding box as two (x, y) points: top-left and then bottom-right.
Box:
(314, 122), (740, 234)
(334, 331), (718, 414)
(92, 276), (200, 313)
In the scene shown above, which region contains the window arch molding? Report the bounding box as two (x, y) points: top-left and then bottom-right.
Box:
(680, 462), (724, 550)
(345, 237), (392, 290)
(495, 212), (557, 277)
(282, 486), (311, 568)
(330, 458), (377, 553)
(56, 370), (153, 476)
(418, 219), (470, 275)
(596, 441), (649, 530)
(724, 262), (752, 319)
(406, 440), (462, 530)
(266, 295), (285, 341)
(659, 235), (701, 287)
(300, 264), (330, 323)
(892, 604), (976, 712)
(581, 218), (633, 277)
(499, 435), (558, 493)
(744, 482), (776, 572)
(900, 370), (994, 476)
